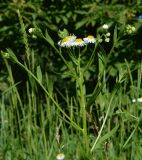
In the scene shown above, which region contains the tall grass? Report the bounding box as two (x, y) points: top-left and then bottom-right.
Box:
(1, 10), (142, 160)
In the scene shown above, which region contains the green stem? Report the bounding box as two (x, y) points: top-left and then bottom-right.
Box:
(79, 73), (88, 152)
(77, 50), (88, 152)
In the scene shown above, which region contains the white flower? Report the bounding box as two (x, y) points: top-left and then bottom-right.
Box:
(83, 35), (96, 43)
(102, 24), (109, 30)
(72, 38), (86, 47)
(132, 97), (142, 103)
(56, 153), (65, 160)
(58, 35), (76, 47)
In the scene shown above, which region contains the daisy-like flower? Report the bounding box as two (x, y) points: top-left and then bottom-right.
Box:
(64, 35), (76, 42)
(58, 35), (76, 47)
(83, 35), (96, 44)
(132, 97), (142, 103)
(72, 38), (86, 47)
(56, 153), (65, 160)
(58, 38), (72, 47)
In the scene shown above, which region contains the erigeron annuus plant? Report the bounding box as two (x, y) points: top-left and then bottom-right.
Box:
(56, 27), (120, 153)
(57, 32), (97, 153)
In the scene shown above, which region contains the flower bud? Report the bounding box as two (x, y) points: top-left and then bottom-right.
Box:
(105, 38), (110, 42)
(102, 24), (109, 30)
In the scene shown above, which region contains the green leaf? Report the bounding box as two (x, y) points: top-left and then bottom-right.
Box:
(98, 52), (105, 75)
(113, 25), (117, 47)
(58, 29), (69, 38)
(6, 48), (18, 61)
(61, 15), (68, 25)
(87, 81), (105, 108)
(46, 24), (58, 31)
(45, 30), (54, 47)
(75, 19), (87, 29)
(36, 65), (42, 83)
(95, 125), (119, 149)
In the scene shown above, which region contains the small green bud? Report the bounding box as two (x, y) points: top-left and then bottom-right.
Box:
(28, 28), (36, 34)
(98, 38), (103, 43)
(1, 52), (10, 58)
(131, 26), (136, 32)
(126, 25), (136, 34)
(105, 38), (110, 42)
(106, 32), (111, 37)
(58, 29), (69, 38)
(32, 35), (37, 39)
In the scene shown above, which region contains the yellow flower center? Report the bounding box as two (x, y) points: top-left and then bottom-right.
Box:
(75, 38), (83, 42)
(87, 35), (94, 39)
(62, 38), (69, 42)
(62, 36), (74, 42)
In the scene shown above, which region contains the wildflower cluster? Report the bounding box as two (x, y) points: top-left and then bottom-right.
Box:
(58, 35), (96, 47)
(97, 24), (111, 43)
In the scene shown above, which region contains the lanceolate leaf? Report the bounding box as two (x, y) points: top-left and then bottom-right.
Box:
(45, 29), (55, 47)
(87, 81), (105, 108)
(36, 65), (42, 83)
(95, 125), (119, 149)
